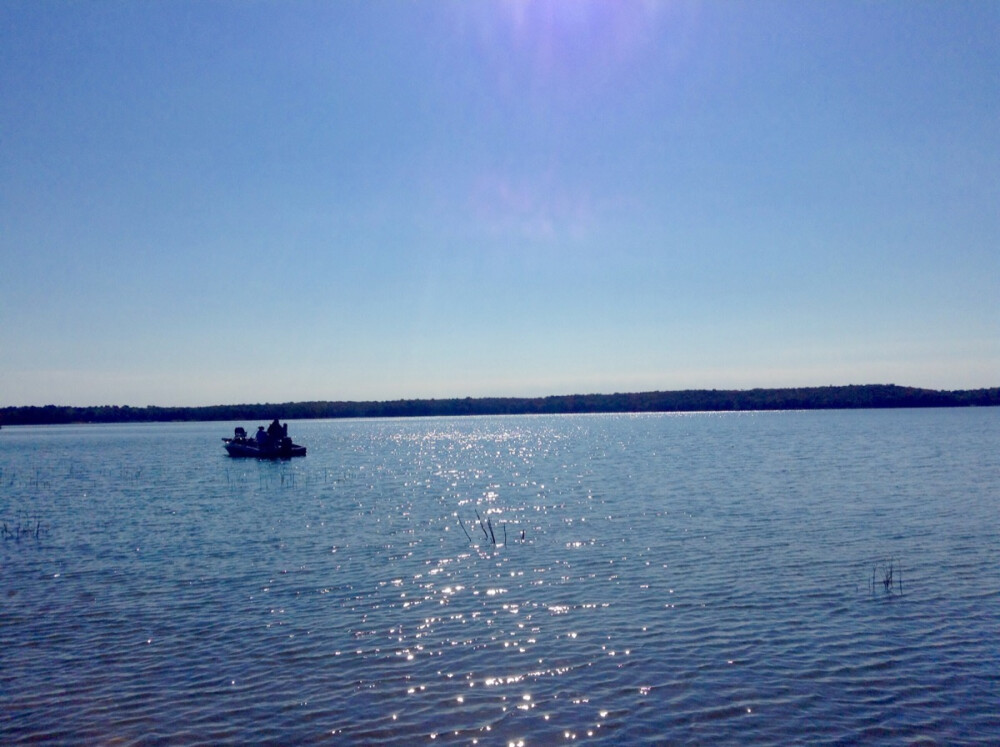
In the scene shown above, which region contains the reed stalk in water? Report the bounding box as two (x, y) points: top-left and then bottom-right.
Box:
(870, 556), (903, 596)
(458, 516), (473, 543)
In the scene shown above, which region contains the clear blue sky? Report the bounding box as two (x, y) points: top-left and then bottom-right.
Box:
(2, 1), (997, 407)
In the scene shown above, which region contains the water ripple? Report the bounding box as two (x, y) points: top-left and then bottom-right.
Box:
(2, 411), (998, 743)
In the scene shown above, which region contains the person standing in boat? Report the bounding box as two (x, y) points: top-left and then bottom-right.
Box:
(256, 426), (269, 446)
(267, 418), (283, 443)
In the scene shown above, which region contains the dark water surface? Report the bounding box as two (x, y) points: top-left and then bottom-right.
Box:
(2, 410), (998, 744)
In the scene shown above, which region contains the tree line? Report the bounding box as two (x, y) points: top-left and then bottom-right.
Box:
(2, 385), (998, 426)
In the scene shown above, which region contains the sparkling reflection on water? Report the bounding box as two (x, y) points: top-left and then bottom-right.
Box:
(2, 410), (998, 744)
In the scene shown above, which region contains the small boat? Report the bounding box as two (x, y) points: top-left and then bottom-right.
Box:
(223, 423), (306, 458)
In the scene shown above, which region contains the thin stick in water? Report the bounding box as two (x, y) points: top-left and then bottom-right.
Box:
(458, 517), (473, 543)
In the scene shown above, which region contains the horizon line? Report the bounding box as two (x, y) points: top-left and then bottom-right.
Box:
(4, 382), (999, 412)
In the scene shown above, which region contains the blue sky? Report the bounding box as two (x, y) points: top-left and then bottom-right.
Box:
(2, 1), (997, 407)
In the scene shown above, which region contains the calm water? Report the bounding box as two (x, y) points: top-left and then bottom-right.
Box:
(2, 410), (998, 744)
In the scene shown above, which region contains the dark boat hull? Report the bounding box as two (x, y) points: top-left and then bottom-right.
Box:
(223, 440), (306, 458)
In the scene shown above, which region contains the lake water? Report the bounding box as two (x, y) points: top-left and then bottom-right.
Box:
(2, 409), (998, 744)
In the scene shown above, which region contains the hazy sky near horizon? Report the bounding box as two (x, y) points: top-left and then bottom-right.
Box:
(2, 0), (998, 407)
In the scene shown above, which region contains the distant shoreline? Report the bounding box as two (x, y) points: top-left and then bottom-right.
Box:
(2, 384), (998, 426)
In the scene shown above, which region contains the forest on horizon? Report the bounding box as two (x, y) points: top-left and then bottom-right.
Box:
(2, 384), (998, 426)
